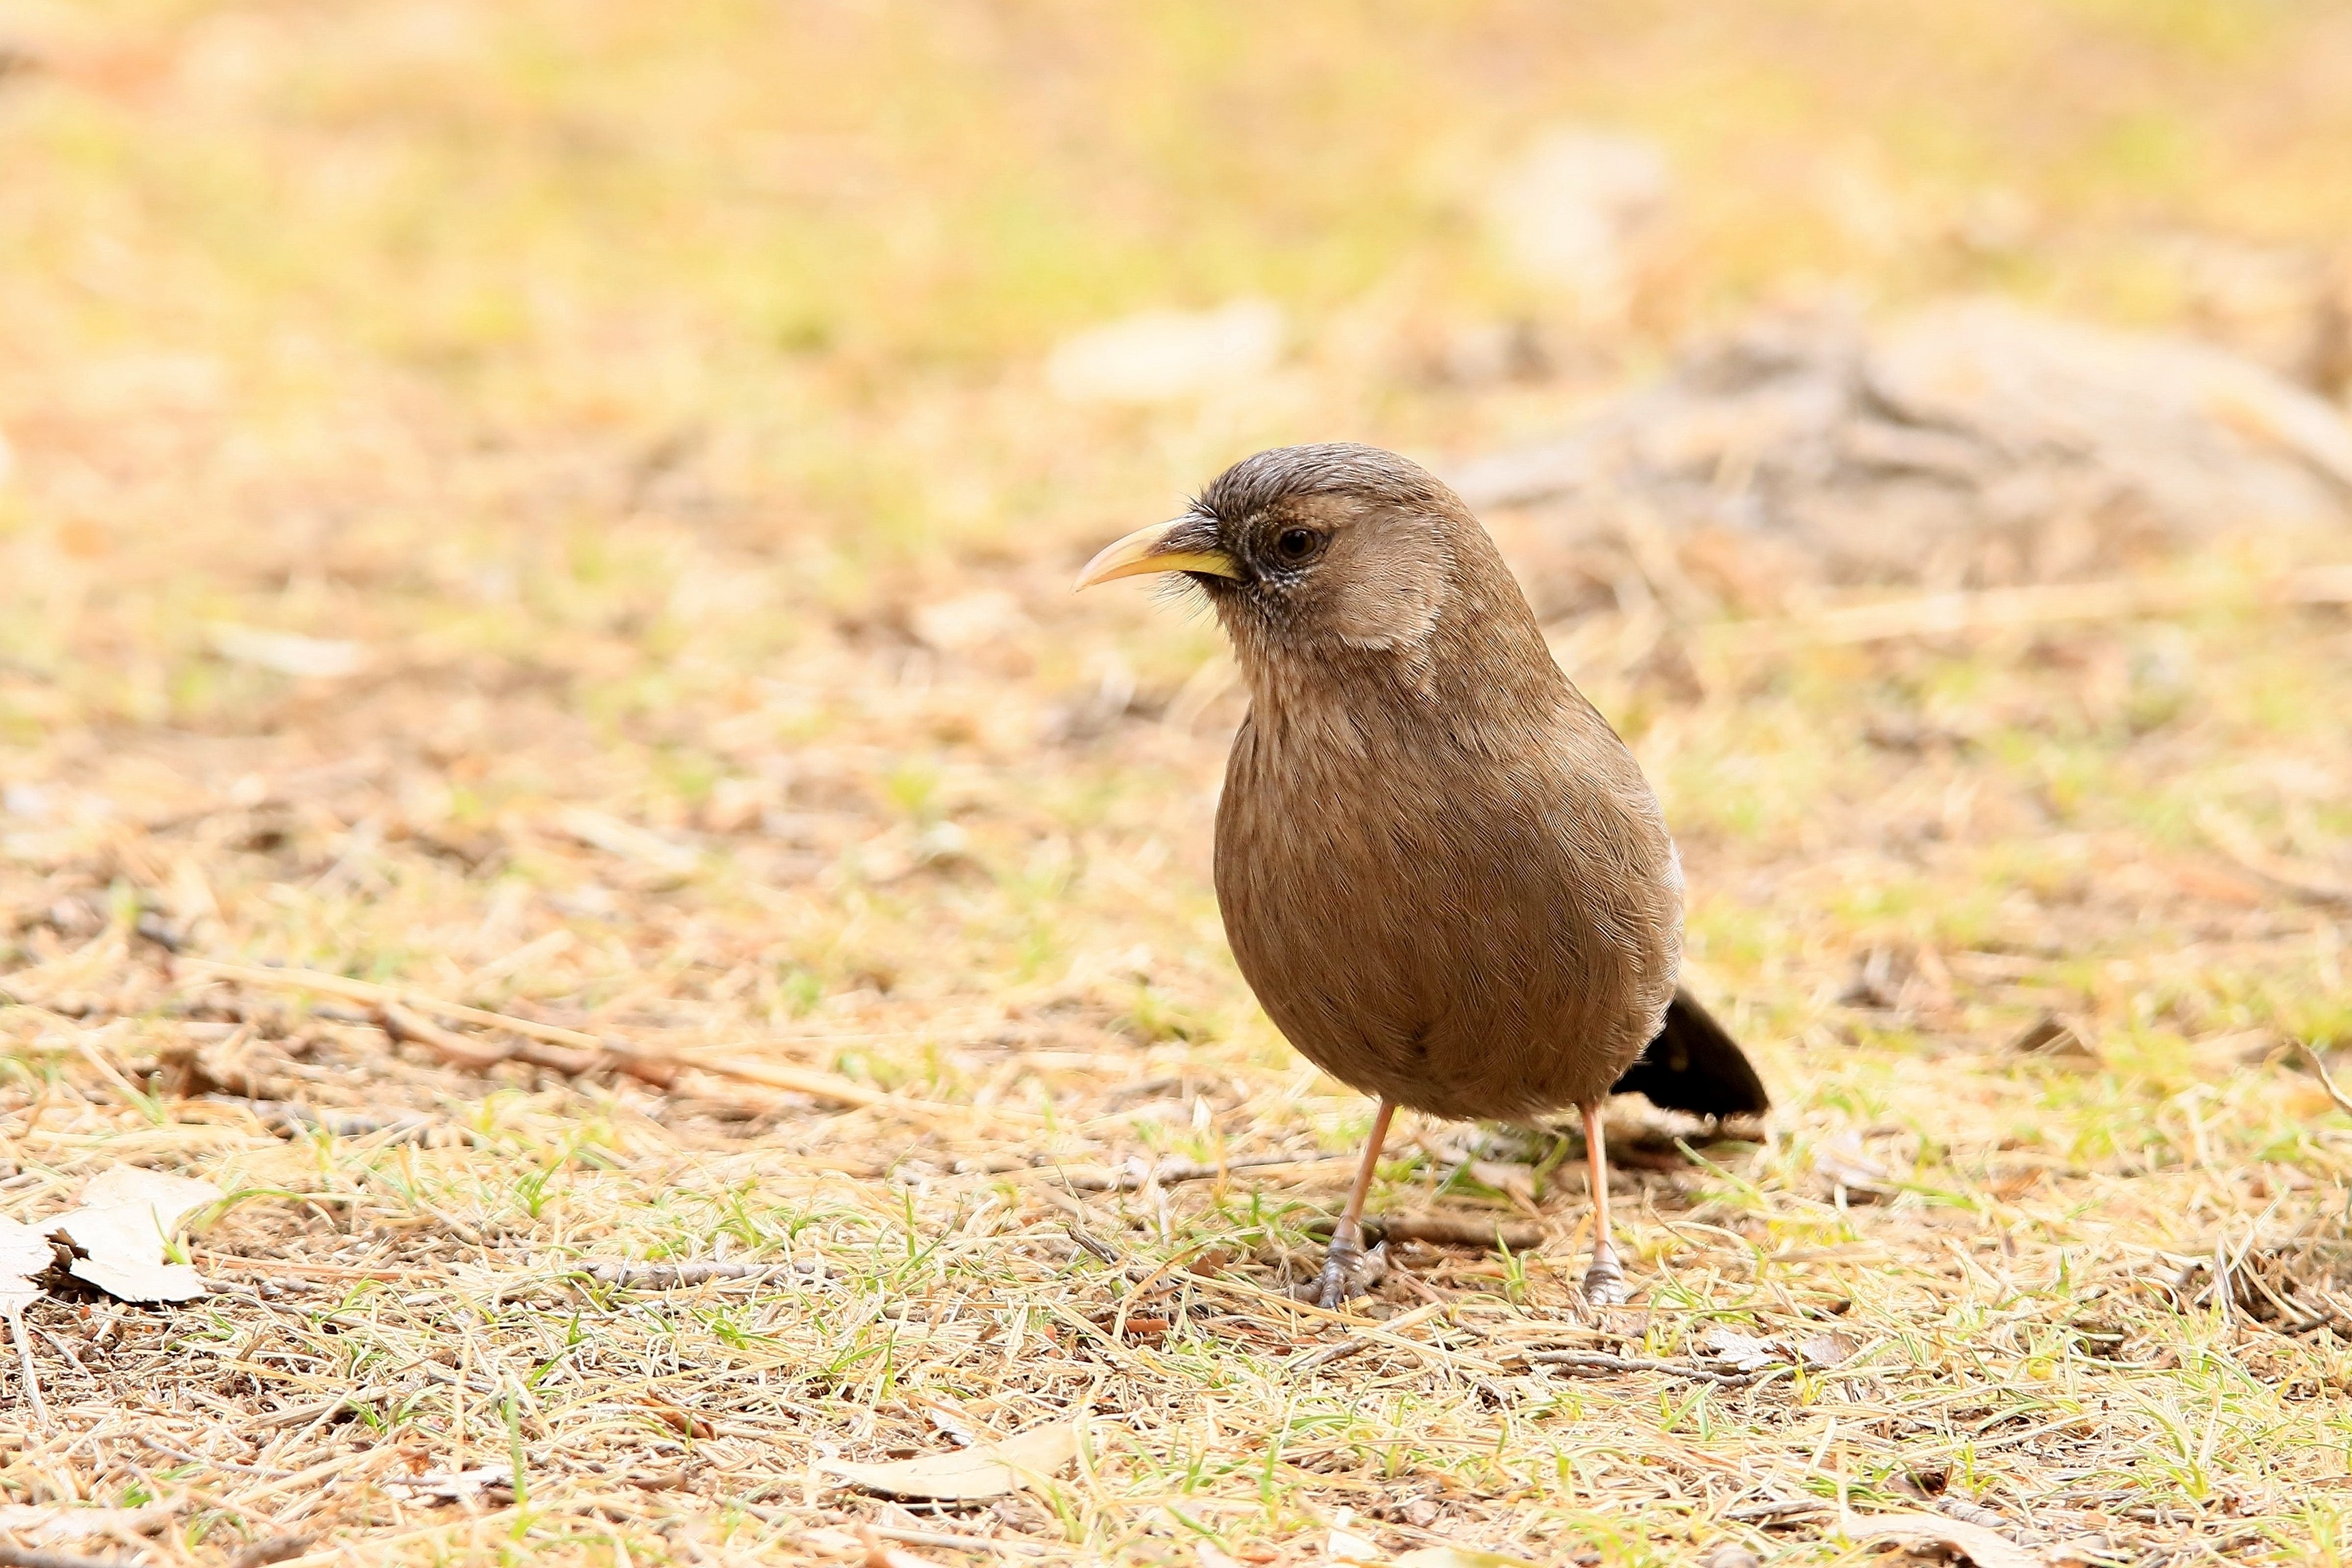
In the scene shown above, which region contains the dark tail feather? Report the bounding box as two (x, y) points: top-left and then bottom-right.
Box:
(1610, 989), (1769, 1119)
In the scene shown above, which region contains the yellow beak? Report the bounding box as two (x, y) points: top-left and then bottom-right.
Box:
(1074, 517), (1241, 591)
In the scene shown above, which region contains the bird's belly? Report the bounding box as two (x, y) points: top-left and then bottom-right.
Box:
(1215, 791), (1670, 1121)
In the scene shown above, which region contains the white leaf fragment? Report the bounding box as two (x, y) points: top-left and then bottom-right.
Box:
(1698, 1326), (1782, 1373)
(1698, 1325), (1860, 1374)
(822, 1419), (1080, 1501)
(47, 1166), (224, 1303)
(0, 1501), (176, 1543)
(0, 1216), (50, 1311)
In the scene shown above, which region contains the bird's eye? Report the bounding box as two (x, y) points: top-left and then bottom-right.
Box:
(1273, 527), (1324, 564)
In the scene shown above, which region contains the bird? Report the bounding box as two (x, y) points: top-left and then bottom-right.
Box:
(1076, 442), (1766, 1307)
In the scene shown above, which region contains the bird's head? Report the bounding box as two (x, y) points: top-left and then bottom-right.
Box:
(1075, 444), (1470, 667)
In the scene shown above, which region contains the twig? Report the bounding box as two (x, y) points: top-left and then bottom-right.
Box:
(1723, 1498), (1831, 1522)
(1286, 1336), (1374, 1372)
(375, 1002), (513, 1070)
(181, 957), (978, 1115)
(183, 959), (606, 1049)
(2273, 1282), (2352, 1338)
(1286, 1299), (1452, 1372)
(1528, 1348), (1766, 1386)
(1172, 1266), (1383, 1327)
(1306, 1213), (1547, 1251)
(251, 1387), (396, 1430)
(222, 1100), (441, 1143)
(378, 999), (677, 1085)
(1059, 1150), (1355, 1192)
(1065, 1224), (1124, 1266)
(185, 959), (676, 1085)
(855, 1523), (1043, 1558)
(228, 1538), (315, 1568)
(2233, 1255), (2323, 1333)
(573, 1261), (809, 1288)
(195, 1252), (413, 1282)
(2196, 806), (2352, 907)
(2296, 1041), (2352, 1118)
(131, 1432), (298, 1480)
(4, 1306), (47, 1428)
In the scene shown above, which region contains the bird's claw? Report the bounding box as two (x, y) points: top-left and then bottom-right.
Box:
(1582, 1242), (1628, 1308)
(1309, 1229), (1387, 1309)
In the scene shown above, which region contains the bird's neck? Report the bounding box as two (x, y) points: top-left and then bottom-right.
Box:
(1230, 588), (1569, 759)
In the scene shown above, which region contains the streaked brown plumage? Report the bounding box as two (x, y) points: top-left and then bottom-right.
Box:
(1079, 442), (1766, 1306)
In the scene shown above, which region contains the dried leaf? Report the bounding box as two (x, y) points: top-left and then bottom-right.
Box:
(0, 1215), (50, 1312)
(1842, 1509), (2038, 1568)
(48, 1165), (224, 1303)
(0, 1501), (175, 1542)
(64, 1252), (209, 1303)
(1327, 1513), (1382, 1564)
(1697, 1325), (1855, 1376)
(1698, 1327), (1784, 1373)
(824, 1419), (1079, 1501)
(207, 622), (366, 680)
(381, 1465), (509, 1502)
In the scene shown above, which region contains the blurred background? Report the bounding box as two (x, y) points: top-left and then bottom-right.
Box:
(5, 0), (2352, 1108)
(5, 0), (2352, 1094)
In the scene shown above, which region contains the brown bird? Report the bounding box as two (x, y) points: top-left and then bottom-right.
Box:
(1078, 443), (1766, 1306)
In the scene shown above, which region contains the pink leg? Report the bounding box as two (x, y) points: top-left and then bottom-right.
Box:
(1582, 1102), (1627, 1306)
(1312, 1099), (1396, 1308)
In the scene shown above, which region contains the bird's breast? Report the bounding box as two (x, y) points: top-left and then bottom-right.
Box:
(1213, 691), (1681, 1120)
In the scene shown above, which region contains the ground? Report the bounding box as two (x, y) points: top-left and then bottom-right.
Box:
(3, 3), (2352, 1565)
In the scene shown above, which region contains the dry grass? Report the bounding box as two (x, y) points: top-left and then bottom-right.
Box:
(4, 3), (2352, 1565)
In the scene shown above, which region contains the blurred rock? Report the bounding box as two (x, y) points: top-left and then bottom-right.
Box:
(1453, 299), (2352, 597)
(1429, 318), (1552, 387)
(1045, 299), (1284, 404)
(0, 44), (37, 85)
(1483, 127), (1670, 319)
(2162, 233), (2352, 398)
(909, 589), (1027, 654)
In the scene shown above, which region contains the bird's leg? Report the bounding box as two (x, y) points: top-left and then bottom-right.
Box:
(1580, 1101), (1627, 1306)
(1312, 1098), (1396, 1309)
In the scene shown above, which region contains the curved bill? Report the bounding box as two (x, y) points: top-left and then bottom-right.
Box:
(1074, 516), (1240, 591)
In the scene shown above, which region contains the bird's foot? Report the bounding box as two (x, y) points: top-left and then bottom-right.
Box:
(1582, 1241), (1628, 1308)
(1308, 1226), (1387, 1309)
